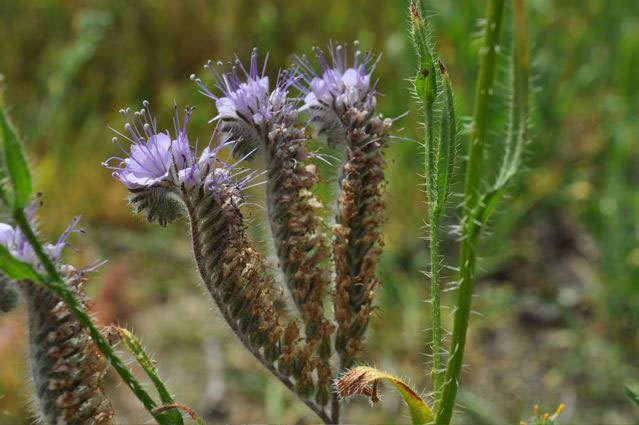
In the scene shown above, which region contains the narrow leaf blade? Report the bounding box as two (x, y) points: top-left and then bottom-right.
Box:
(0, 244), (42, 282)
(495, 0), (530, 189)
(114, 327), (184, 425)
(0, 106), (32, 209)
(626, 383), (639, 407)
(435, 65), (457, 215)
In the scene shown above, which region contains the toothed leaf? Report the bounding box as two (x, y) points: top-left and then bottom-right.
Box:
(473, 0), (531, 235)
(495, 0), (530, 189)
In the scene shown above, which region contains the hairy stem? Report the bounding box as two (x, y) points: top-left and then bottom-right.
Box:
(429, 211), (443, 409)
(436, 0), (505, 423)
(411, 2), (447, 407)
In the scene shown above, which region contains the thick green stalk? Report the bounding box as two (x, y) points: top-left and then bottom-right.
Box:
(13, 210), (175, 425)
(436, 0), (505, 423)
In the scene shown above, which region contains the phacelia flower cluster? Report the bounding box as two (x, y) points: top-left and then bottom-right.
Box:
(103, 102), (259, 225)
(191, 48), (299, 157)
(296, 41), (381, 145)
(103, 43), (390, 422)
(104, 102), (198, 190)
(0, 199), (114, 425)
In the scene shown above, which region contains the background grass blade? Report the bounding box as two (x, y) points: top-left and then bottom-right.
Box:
(625, 383), (639, 408)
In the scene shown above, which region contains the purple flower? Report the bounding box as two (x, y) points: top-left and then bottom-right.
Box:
(0, 195), (80, 268)
(191, 48), (299, 157)
(104, 100), (260, 194)
(102, 101), (222, 190)
(103, 101), (196, 190)
(296, 41), (381, 116)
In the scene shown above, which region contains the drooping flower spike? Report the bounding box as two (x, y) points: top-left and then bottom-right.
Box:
(295, 41), (381, 145)
(101, 92), (327, 416)
(0, 197), (114, 425)
(190, 48), (300, 157)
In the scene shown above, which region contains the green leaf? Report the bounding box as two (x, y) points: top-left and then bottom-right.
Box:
(495, 0), (530, 188)
(435, 67), (457, 215)
(0, 105), (32, 209)
(0, 244), (42, 282)
(114, 327), (184, 425)
(336, 366), (434, 424)
(625, 383), (639, 407)
(467, 0), (531, 242)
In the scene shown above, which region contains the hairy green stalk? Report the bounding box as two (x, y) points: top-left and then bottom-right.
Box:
(412, 0), (444, 402)
(437, 0), (505, 423)
(411, 1), (459, 409)
(428, 210), (443, 404)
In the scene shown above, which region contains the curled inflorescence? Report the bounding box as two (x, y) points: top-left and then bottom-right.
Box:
(103, 42), (393, 421)
(191, 48), (299, 158)
(296, 41), (381, 146)
(0, 201), (113, 425)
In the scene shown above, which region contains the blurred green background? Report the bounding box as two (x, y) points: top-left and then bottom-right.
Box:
(0, 0), (637, 423)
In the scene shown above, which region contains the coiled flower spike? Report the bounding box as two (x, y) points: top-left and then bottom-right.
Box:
(0, 198), (113, 425)
(103, 101), (247, 225)
(297, 42), (392, 371)
(193, 49), (336, 400)
(190, 48), (299, 158)
(104, 104), (333, 421)
(295, 41), (381, 146)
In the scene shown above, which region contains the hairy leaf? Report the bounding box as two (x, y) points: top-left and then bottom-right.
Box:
(336, 366), (434, 424)
(113, 327), (184, 425)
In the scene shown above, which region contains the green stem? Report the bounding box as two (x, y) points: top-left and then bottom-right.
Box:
(417, 16), (442, 409)
(429, 211), (443, 411)
(436, 0), (505, 423)
(13, 209), (171, 425)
